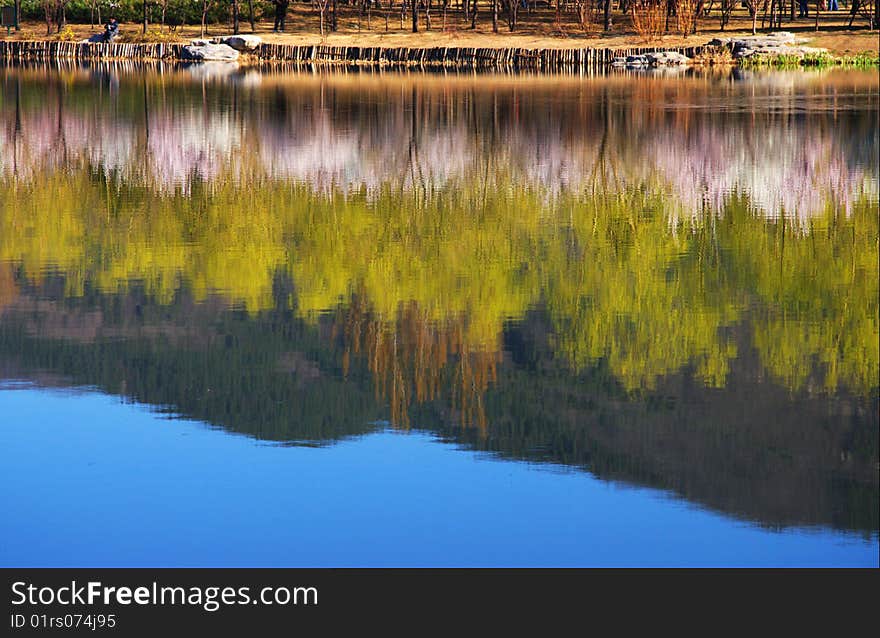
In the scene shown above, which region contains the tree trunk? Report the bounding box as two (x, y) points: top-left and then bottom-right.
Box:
(233, 0), (240, 34)
(604, 0), (612, 31)
(274, 1), (288, 31)
(412, 0), (418, 31)
(143, 0), (149, 34)
(248, 0), (255, 30)
(56, 2), (67, 33)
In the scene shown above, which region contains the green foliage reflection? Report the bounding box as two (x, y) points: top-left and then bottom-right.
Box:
(1, 168), (877, 399)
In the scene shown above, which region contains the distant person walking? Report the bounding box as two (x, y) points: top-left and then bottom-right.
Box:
(798, 0), (809, 16)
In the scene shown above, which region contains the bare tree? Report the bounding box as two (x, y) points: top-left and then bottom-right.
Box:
(315, 0), (332, 36)
(674, 0), (701, 34)
(718, 0), (734, 29)
(158, 0), (168, 29)
(43, 0), (53, 35)
(744, 0), (758, 34)
(631, 0), (664, 41)
(44, 0), (71, 34)
(201, 0), (216, 36)
(89, 0), (99, 27)
(501, 0), (518, 30)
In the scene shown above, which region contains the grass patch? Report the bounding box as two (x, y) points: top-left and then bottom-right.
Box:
(740, 50), (879, 70)
(692, 46), (736, 66)
(116, 28), (181, 44)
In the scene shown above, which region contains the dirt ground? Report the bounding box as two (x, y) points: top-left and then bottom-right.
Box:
(3, 7), (878, 56)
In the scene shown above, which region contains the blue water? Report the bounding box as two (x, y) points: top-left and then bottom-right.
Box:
(1, 386), (876, 568)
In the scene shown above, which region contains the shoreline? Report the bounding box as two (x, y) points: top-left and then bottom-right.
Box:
(1, 15), (877, 70)
(2, 38), (877, 71)
(0, 39), (710, 68)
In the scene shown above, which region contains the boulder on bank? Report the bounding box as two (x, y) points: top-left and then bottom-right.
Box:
(624, 55), (649, 67)
(218, 35), (262, 52)
(615, 51), (691, 68)
(181, 40), (239, 62)
(646, 51), (691, 66)
(709, 31), (800, 49)
(735, 44), (827, 59)
(708, 32), (825, 59)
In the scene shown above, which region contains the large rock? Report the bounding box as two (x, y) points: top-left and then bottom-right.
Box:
(219, 35), (262, 52)
(646, 51), (691, 66)
(732, 43), (828, 59)
(707, 31), (826, 60)
(181, 41), (239, 61)
(621, 51), (691, 68)
(625, 54), (650, 67)
(709, 31), (801, 48)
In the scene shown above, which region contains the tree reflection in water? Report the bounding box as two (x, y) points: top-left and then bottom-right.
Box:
(0, 64), (877, 535)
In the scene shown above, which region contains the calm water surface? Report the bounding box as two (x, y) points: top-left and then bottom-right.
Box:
(0, 64), (877, 566)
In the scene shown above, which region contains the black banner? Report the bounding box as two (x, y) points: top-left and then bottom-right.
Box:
(2, 569), (877, 634)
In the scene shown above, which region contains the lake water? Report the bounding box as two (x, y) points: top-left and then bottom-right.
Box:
(0, 63), (877, 567)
